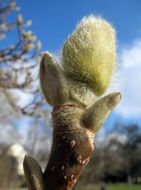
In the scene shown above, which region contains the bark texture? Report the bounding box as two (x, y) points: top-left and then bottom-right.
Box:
(23, 93), (121, 190)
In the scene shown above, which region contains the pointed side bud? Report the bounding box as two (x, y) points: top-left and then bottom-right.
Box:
(40, 52), (70, 106)
(23, 155), (44, 190)
(82, 92), (121, 133)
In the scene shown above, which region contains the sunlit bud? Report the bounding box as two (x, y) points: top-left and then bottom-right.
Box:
(22, 31), (36, 42)
(62, 16), (116, 96)
(36, 41), (42, 49)
(17, 14), (23, 25)
(23, 43), (33, 52)
(25, 20), (32, 27)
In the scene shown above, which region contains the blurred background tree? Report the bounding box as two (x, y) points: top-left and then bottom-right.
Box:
(0, 0), (141, 189)
(75, 123), (141, 189)
(0, 0), (51, 188)
(0, 0), (47, 117)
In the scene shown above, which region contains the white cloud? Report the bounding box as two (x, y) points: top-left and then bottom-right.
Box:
(115, 39), (141, 118)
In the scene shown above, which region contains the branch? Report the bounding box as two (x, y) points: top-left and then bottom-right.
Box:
(83, 92), (121, 133)
(0, 0), (42, 117)
(23, 16), (121, 189)
(23, 93), (121, 190)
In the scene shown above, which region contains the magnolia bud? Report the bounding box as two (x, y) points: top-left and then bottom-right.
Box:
(25, 20), (32, 27)
(36, 41), (42, 49)
(62, 16), (116, 96)
(17, 14), (23, 25)
(23, 43), (33, 52)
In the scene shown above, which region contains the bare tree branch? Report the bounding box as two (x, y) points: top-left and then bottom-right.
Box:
(0, 0), (43, 117)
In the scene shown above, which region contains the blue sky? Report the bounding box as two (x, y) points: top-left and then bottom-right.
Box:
(18, 0), (141, 51)
(2, 0), (141, 134)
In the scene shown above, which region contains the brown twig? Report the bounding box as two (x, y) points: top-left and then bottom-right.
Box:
(23, 93), (121, 190)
